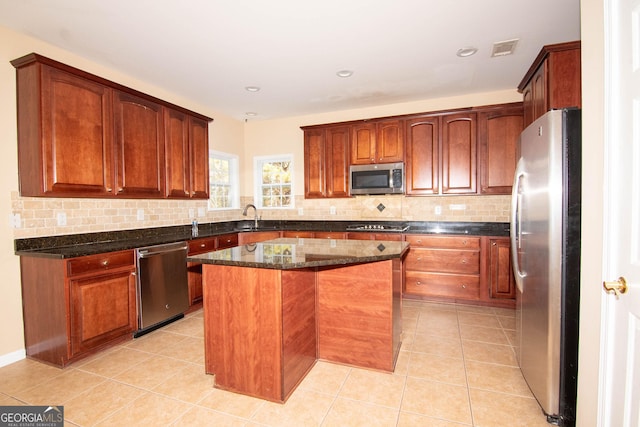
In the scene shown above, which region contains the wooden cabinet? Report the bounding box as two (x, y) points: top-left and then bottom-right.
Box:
(238, 231), (281, 244)
(165, 110), (211, 199)
(477, 103), (524, 194)
(303, 125), (350, 198)
(405, 112), (477, 195)
(351, 119), (404, 165)
(113, 90), (165, 197)
(187, 233), (239, 305)
(403, 234), (516, 308)
(404, 235), (481, 301)
(14, 63), (115, 197)
(485, 237), (516, 301)
(518, 41), (581, 127)
(20, 250), (136, 367)
(346, 232), (403, 241)
(11, 53), (212, 199)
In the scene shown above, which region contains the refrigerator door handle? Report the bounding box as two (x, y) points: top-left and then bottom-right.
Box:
(511, 159), (526, 289)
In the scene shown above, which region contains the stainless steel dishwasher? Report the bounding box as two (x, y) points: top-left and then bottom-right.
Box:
(134, 241), (189, 337)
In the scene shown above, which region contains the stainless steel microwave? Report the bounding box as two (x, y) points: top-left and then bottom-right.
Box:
(349, 162), (404, 195)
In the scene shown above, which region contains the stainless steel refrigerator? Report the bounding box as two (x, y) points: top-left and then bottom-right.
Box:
(510, 109), (581, 426)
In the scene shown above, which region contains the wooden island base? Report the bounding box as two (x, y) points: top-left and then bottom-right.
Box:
(201, 259), (402, 403)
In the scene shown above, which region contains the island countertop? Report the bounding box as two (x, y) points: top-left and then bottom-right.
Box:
(187, 237), (409, 270)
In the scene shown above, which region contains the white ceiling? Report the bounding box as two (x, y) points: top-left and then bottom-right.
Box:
(0, 0), (581, 121)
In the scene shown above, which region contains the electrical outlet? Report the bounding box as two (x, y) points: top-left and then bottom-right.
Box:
(137, 209), (144, 220)
(330, 206), (336, 215)
(9, 213), (21, 228)
(435, 206), (442, 215)
(298, 208), (304, 216)
(197, 207), (205, 217)
(56, 212), (67, 226)
(188, 208), (195, 218)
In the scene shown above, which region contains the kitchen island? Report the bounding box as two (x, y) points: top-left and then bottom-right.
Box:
(187, 237), (408, 403)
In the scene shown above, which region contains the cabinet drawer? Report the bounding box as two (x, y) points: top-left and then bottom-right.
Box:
(188, 237), (217, 255)
(282, 231), (315, 238)
(217, 233), (238, 249)
(67, 250), (135, 277)
(405, 234), (480, 249)
(405, 272), (480, 300)
(405, 248), (479, 274)
(314, 232), (346, 239)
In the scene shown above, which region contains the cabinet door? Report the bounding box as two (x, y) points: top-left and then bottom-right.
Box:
(351, 123), (376, 164)
(164, 108), (190, 198)
(477, 105), (523, 194)
(522, 82), (535, 129)
(113, 91), (165, 197)
(69, 269), (136, 356)
(36, 65), (114, 196)
(189, 116), (210, 199)
(531, 64), (547, 125)
(441, 113), (477, 194)
(325, 126), (350, 197)
(405, 116), (440, 195)
(304, 129), (326, 198)
(488, 238), (516, 299)
(376, 120), (404, 163)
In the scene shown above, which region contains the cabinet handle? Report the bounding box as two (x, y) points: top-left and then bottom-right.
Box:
(462, 240), (468, 245)
(106, 187), (113, 192)
(131, 272), (136, 276)
(101, 260), (109, 266)
(461, 259), (467, 264)
(416, 257), (422, 261)
(461, 284), (466, 289)
(200, 243), (206, 248)
(492, 242), (497, 246)
(416, 281), (423, 285)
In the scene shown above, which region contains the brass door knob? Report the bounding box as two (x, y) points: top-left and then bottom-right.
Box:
(603, 276), (628, 299)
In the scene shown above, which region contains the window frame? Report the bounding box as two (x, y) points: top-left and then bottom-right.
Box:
(208, 150), (240, 210)
(253, 154), (295, 209)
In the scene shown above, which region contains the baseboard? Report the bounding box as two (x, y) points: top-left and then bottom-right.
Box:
(0, 349), (26, 368)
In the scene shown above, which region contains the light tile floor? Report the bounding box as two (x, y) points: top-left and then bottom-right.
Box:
(0, 300), (551, 426)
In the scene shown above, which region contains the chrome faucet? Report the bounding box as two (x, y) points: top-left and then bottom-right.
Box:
(242, 204), (258, 229)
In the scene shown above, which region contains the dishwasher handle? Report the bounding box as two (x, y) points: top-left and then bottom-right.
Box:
(136, 241), (188, 258)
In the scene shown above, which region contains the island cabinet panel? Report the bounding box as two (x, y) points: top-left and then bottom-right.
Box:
(19, 250), (136, 367)
(317, 259), (401, 372)
(203, 265), (316, 403)
(113, 91), (165, 197)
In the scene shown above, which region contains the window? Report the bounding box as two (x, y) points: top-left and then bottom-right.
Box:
(209, 151), (239, 210)
(254, 155), (293, 208)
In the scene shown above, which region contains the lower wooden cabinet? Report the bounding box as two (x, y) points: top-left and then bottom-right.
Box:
(403, 234), (515, 308)
(20, 250), (137, 367)
(187, 233), (238, 305)
(486, 237), (516, 301)
(238, 231), (281, 244)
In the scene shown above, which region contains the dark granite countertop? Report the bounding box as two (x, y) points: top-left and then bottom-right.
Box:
(14, 220), (509, 259)
(187, 237), (409, 270)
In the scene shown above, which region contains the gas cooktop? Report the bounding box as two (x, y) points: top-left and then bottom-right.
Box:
(345, 224), (409, 232)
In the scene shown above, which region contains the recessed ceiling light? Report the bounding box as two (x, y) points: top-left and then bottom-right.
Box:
(456, 47), (478, 58)
(245, 112), (257, 117)
(245, 86), (260, 92)
(336, 70), (354, 78)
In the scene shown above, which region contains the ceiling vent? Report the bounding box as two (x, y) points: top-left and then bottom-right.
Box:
(491, 39), (519, 57)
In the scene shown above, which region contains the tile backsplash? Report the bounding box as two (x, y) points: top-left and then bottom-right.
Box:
(10, 191), (511, 238)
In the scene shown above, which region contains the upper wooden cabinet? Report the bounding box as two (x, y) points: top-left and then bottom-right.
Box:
(165, 109), (210, 199)
(477, 103), (524, 195)
(303, 125), (350, 198)
(518, 41), (581, 127)
(11, 53), (212, 199)
(405, 112), (477, 195)
(351, 119), (403, 165)
(113, 90), (165, 197)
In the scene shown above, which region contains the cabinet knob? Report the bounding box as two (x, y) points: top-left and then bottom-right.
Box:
(461, 284), (466, 289)
(416, 281), (423, 285)
(461, 259), (467, 264)
(462, 240), (468, 245)
(200, 243), (206, 248)
(106, 187), (113, 192)
(416, 257), (422, 261)
(492, 242), (497, 246)
(101, 260), (109, 266)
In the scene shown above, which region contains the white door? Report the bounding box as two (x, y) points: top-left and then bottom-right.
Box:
(600, 0), (640, 425)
